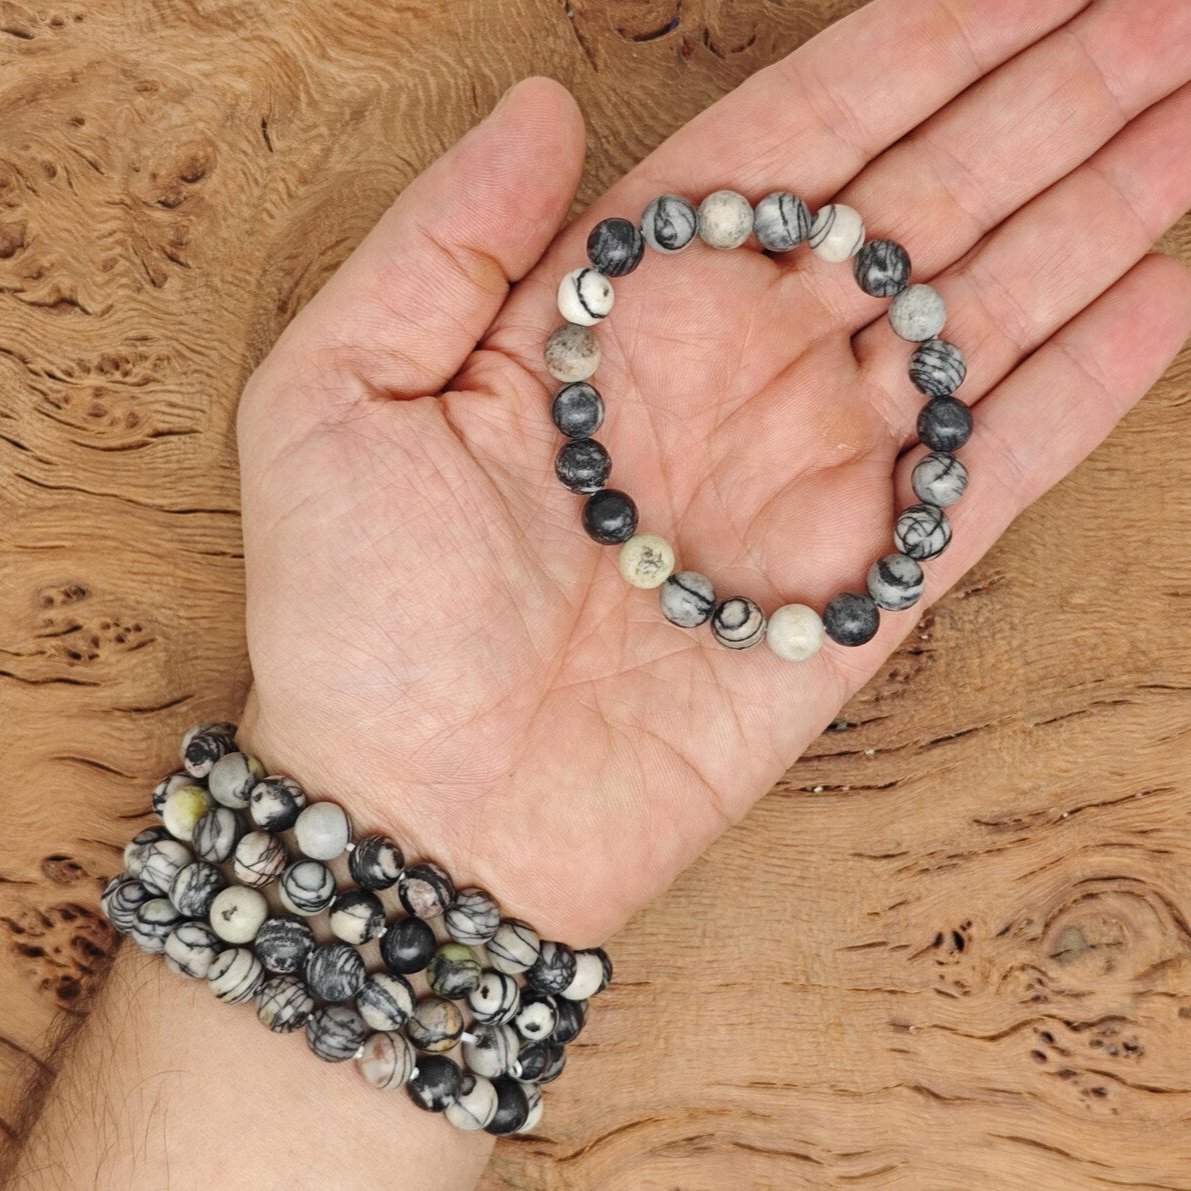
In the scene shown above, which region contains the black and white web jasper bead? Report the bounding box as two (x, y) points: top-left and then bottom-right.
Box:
(545, 187), (979, 658)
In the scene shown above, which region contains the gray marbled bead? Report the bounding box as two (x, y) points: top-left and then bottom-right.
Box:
(512, 1040), (567, 1084)
(357, 971), (415, 1032)
(193, 806), (245, 864)
(131, 898), (184, 954)
(697, 190), (753, 249)
(208, 751), (264, 809)
(169, 860), (226, 918)
(348, 834), (404, 890)
(910, 338), (966, 397)
(399, 862), (455, 919)
(823, 592), (881, 646)
(641, 194), (698, 253)
(895, 503), (952, 560)
(407, 1055), (462, 1112)
(306, 1003), (369, 1062)
(445, 1073), (500, 1131)
(711, 596), (766, 649)
(406, 996), (465, 1053)
(853, 239), (911, 297)
(293, 801), (352, 861)
(467, 970), (521, 1026)
(329, 889), (386, 945)
(918, 396), (972, 452)
(427, 943), (483, 1000)
(587, 217), (644, 277)
(487, 918), (541, 976)
(660, 570), (716, 628)
(305, 941), (366, 1002)
(544, 323), (600, 384)
(125, 825), (172, 876)
(555, 437), (612, 494)
(249, 775), (306, 832)
(525, 944), (578, 996)
(866, 553), (925, 612)
(279, 859), (337, 917)
(102, 874), (153, 934)
(233, 829), (288, 888)
(517, 1081), (544, 1133)
(889, 284), (946, 341)
(357, 1030), (417, 1090)
(912, 451), (968, 508)
(164, 920), (223, 979)
(752, 191), (812, 252)
(256, 974), (314, 1033)
(207, 945), (265, 1004)
(444, 887), (501, 946)
(462, 1024), (520, 1079)
(138, 838), (193, 896)
(550, 996), (588, 1044)
(514, 991), (559, 1041)
(151, 773), (192, 817)
(181, 722), (237, 778)
(551, 382), (604, 439)
(254, 915), (316, 975)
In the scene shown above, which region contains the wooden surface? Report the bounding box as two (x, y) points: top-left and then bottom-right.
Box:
(2, 1), (1190, 1186)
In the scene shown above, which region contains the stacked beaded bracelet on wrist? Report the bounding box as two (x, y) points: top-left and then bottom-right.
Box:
(545, 190), (970, 658)
(100, 723), (612, 1136)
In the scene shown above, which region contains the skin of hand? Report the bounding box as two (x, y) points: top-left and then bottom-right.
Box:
(234, 0), (1191, 951)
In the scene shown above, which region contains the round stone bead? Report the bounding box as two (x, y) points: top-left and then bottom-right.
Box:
(551, 382), (604, 439)
(544, 323), (600, 384)
(752, 191), (812, 252)
(151, 773), (192, 817)
(161, 783), (212, 842)
(181, 722), (237, 778)
(445, 1073), (500, 1132)
(427, 943), (482, 999)
(467, 970), (521, 1026)
(765, 603), (825, 662)
(357, 971), (415, 1032)
(910, 338), (967, 397)
(514, 991), (559, 1042)
(125, 825), (172, 875)
(163, 920), (223, 979)
(518, 1082), (544, 1134)
(249, 775), (306, 832)
(329, 890), (386, 945)
(209, 884), (269, 944)
(192, 806), (245, 864)
(444, 887), (501, 946)
(853, 239), (911, 297)
(463, 1024), (520, 1079)
(484, 1076), (531, 1135)
(381, 915), (437, 975)
(306, 1004), (369, 1063)
(131, 898), (184, 954)
(823, 592), (881, 646)
(912, 451), (968, 508)
(697, 189), (753, 249)
(487, 918), (541, 976)
(207, 751), (264, 810)
(561, 949), (611, 1001)
(207, 945), (265, 1004)
(101, 874), (153, 935)
(357, 1030), (417, 1090)
(348, 833), (404, 890)
(293, 800), (352, 861)
(550, 997), (589, 1044)
(809, 203), (865, 263)
(233, 830), (288, 888)
(917, 396), (972, 452)
(279, 859), (336, 917)
(641, 193), (698, 253)
(618, 532), (675, 589)
(256, 974), (314, 1033)
(867, 553), (925, 612)
(254, 914), (315, 975)
(305, 941), (367, 1002)
(398, 862), (455, 919)
(406, 996), (465, 1053)
(582, 488), (638, 545)
(660, 570), (716, 628)
(407, 1055), (462, 1113)
(889, 284), (946, 341)
(555, 437), (612, 494)
(169, 860), (225, 918)
(138, 837), (193, 896)
(557, 267), (614, 326)
(587, 217), (644, 277)
(895, 503), (952, 560)
(513, 1040), (567, 1084)
(711, 597), (766, 650)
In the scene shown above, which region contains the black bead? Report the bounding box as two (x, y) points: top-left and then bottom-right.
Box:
(555, 438), (612, 494)
(515, 1040), (568, 1084)
(917, 396), (972, 452)
(254, 914), (316, 975)
(304, 941), (366, 1002)
(551, 382), (605, 439)
(853, 239), (911, 297)
(586, 217), (644, 277)
(823, 592), (880, 646)
(582, 488), (638, 545)
(380, 915), (437, 975)
(526, 941), (577, 995)
(406, 1054), (462, 1113)
(484, 1075), (530, 1134)
(549, 997), (588, 1044)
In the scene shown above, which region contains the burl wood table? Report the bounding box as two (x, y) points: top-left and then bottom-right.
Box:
(2, 2), (1189, 1187)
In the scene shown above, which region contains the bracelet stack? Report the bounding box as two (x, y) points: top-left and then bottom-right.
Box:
(99, 723), (612, 1136)
(544, 189), (971, 660)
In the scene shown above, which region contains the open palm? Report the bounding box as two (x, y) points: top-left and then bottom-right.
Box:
(235, 0), (1191, 947)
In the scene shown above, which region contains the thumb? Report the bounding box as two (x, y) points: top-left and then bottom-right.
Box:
(270, 76), (586, 403)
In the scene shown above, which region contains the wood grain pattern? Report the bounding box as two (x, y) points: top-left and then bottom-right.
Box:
(2, 0), (1189, 1186)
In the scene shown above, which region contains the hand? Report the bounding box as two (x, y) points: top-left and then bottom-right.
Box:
(235, 0), (1191, 948)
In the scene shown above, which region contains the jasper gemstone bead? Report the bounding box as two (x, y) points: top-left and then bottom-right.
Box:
(587, 217), (644, 277)
(853, 239), (911, 297)
(551, 382), (604, 439)
(233, 830), (288, 888)
(357, 972), (415, 1032)
(550, 996), (588, 1044)
(305, 941), (366, 1003)
(131, 898), (184, 954)
(102, 875), (153, 934)
(444, 887), (501, 946)
(555, 437), (612, 493)
(294, 800), (352, 861)
(544, 323), (600, 383)
(753, 191), (812, 252)
(641, 193), (697, 253)
(697, 189), (753, 249)
(182, 723), (237, 778)
(427, 943), (483, 1000)
(468, 970), (521, 1026)
(445, 1073), (500, 1131)
(558, 267), (614, 326)
(463, 1024), (521, 1079)
(487, 918), (541, 976)
(514, 1040), (567, 1084)
(910, 338), (966, 397)
(208, 946), (265, 1004)
(329, 889), (386, 945)
(256, 975), (314, 1033)
(161, 783), (211, 842)
(249, 775), (306, 832)
(279, 859), (336, 917)
(618, 532), (675, 589)
(193, 806), (245, 864)
(306, 1004), (369, 1062)
(381, 915), (437, 974)
(151, 774), (192, 817)
(560, 949), (610, 1000)
(138, 838), (193, 896)
(765, 603), (825, 662)
(809, 203), (865, 263)
(164, 920), (223, 980)
(407, 1055), (462, 1113)
(895, 503), (952, 560)
(169, 860), (225, 918)
(526, 941), (577, 995)
(358, 1030), (417, 1090)
(399, 862), (455, 919)
(918, 396), (972, 452)
(254, 914), (315, 975)
(912, 451), (968, 508)
(406, 996), (465, 1053)
(125, 825), (172, 874)
(348, 834), (404, 890)
(582, 488), (638, 545)
(866, 552), (925, 612)
(823, 592), (881, 646)
(208, 751), (264, 809)
(660, 571), (716, 628)
(514, 991), (559, 1041)
(485, 1076), (531, 1135)
(519, 1082), (545, 1133)
(209, 884), (269, 944)
(890, 284), (946, 341)
(711, 597), (766, 649)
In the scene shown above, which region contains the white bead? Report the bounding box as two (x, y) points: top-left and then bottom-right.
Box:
(294, 801), (351, 861)
(809, 204), (865, 263)
(560, 951), (605, 1000)
(697, 190), (753, 249)
(766, 604), (825, 662)
(618, 532), (676, 589)
(557, 267), (613, 326)
(445, 1074), (500, 1131)
(161, 784), (212, 842)
(208, 885), (269, 944)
